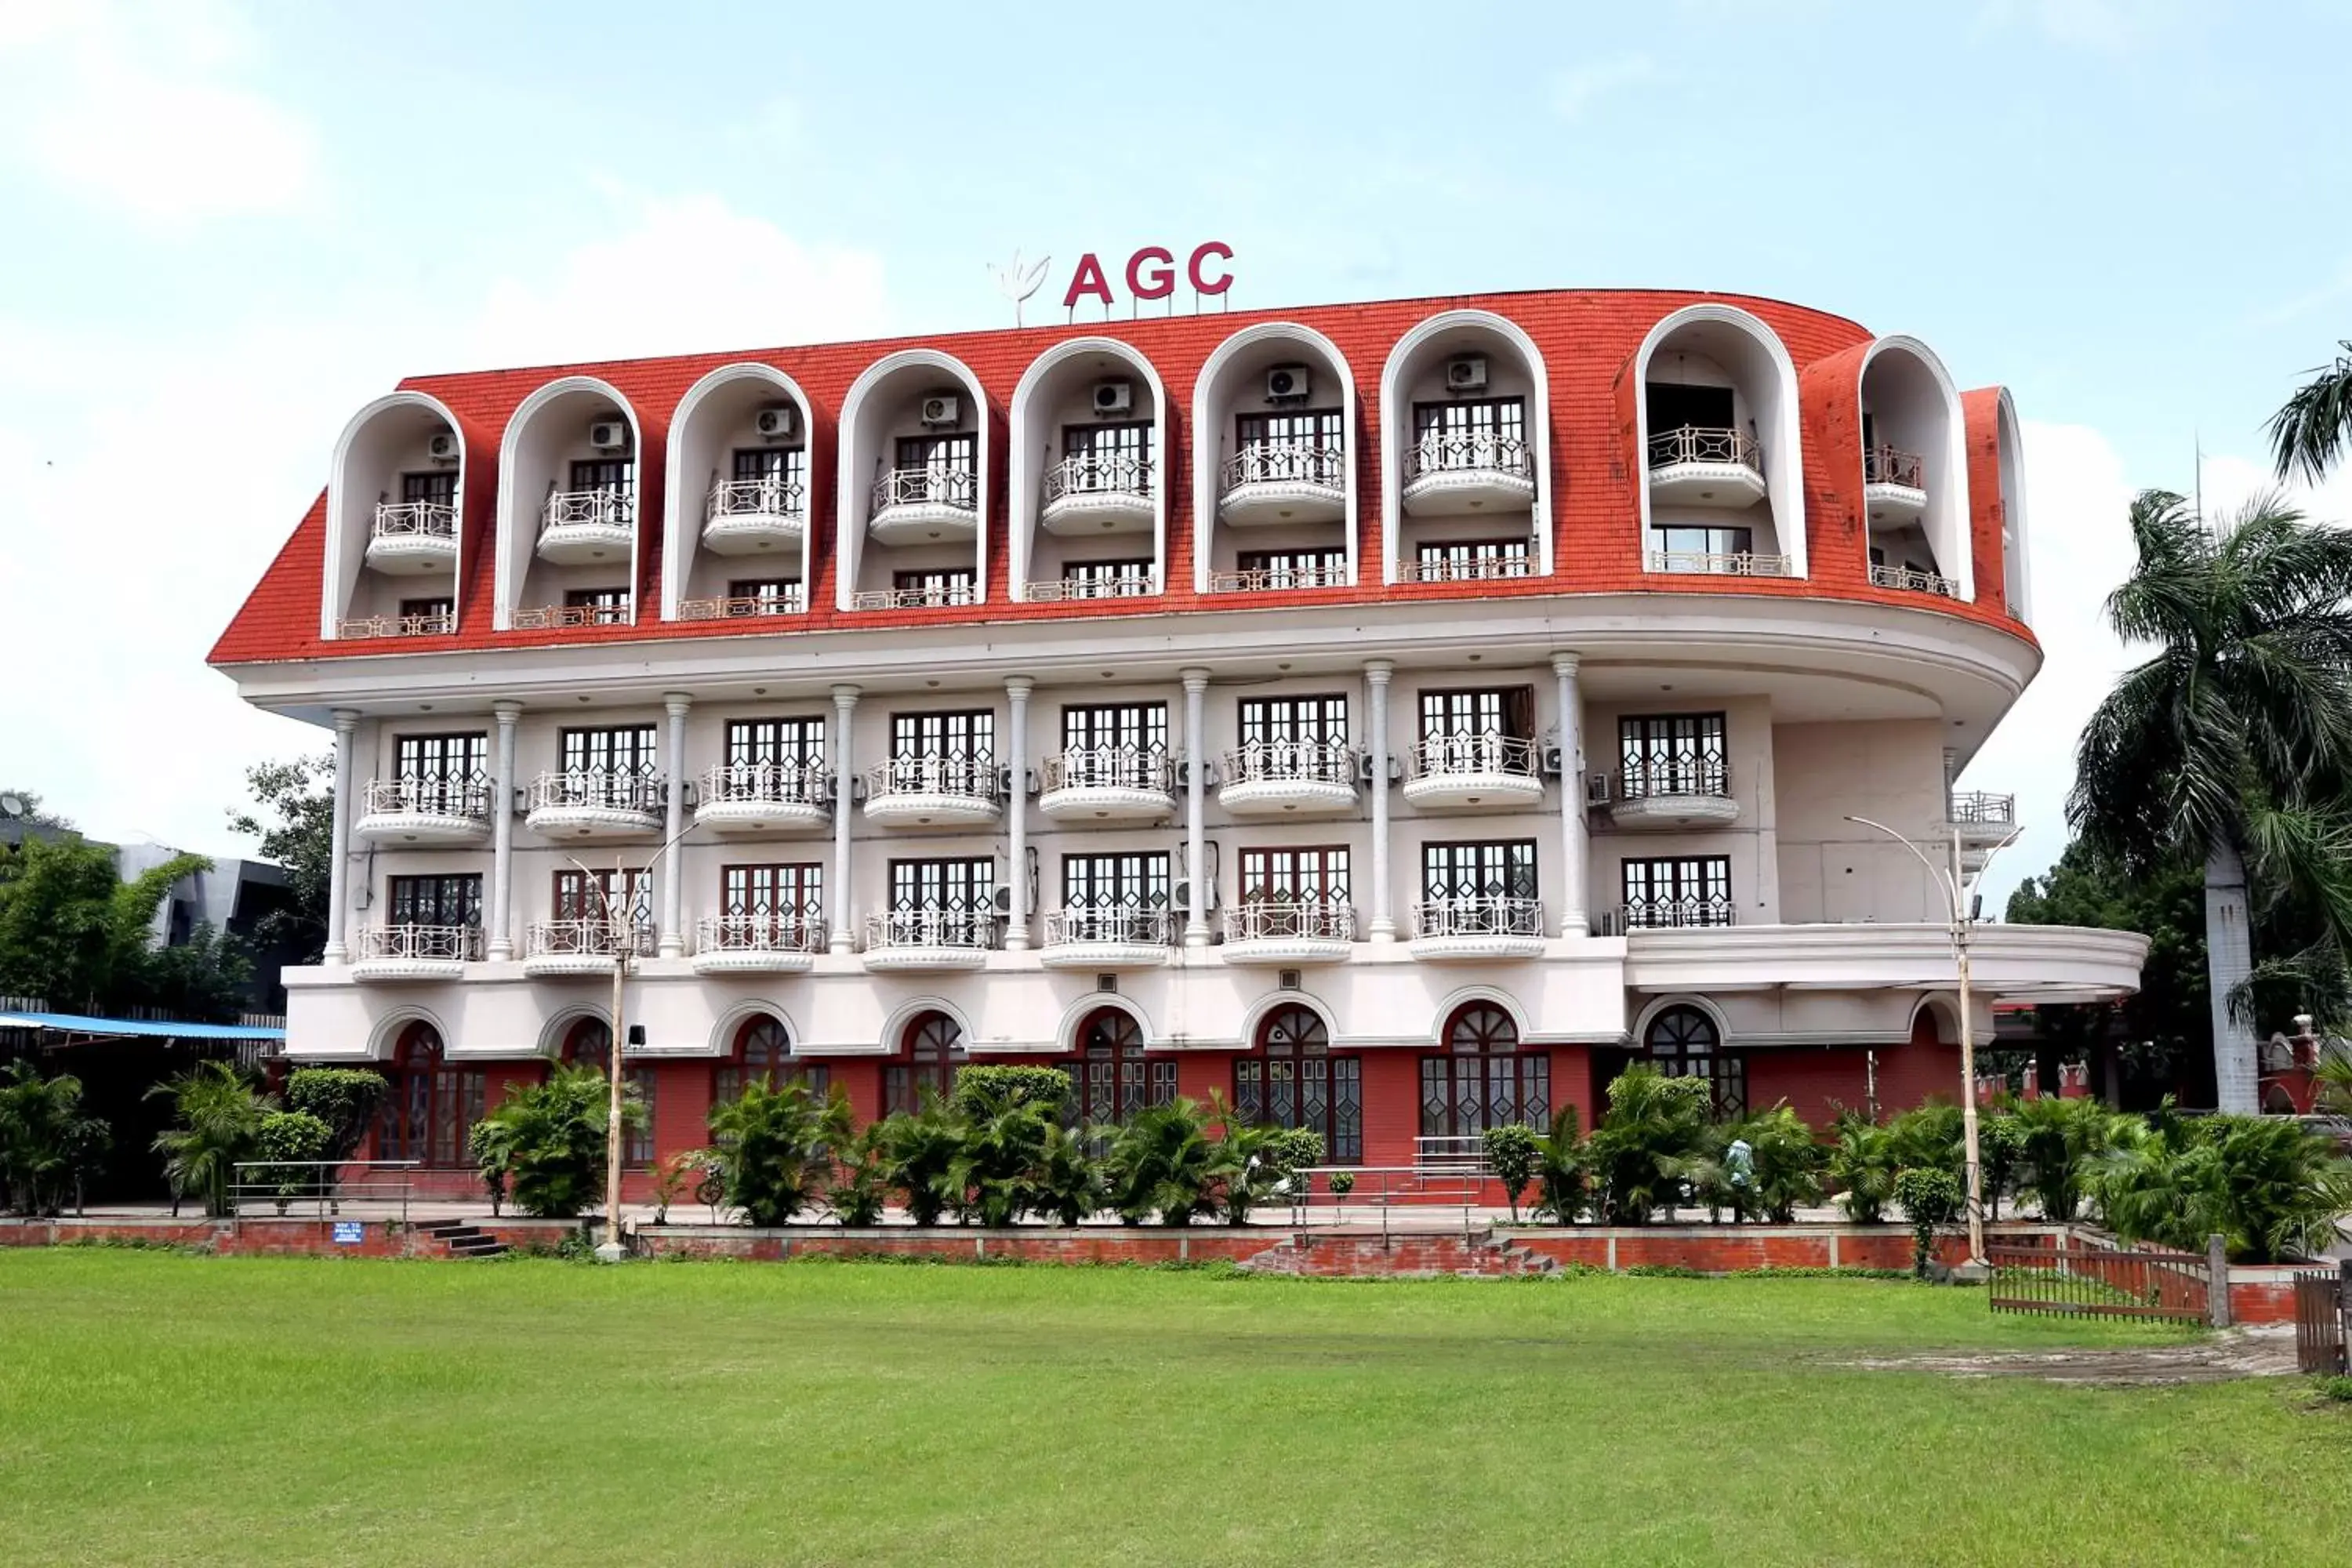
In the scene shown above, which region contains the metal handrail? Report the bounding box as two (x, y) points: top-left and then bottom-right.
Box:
(527, 918), (659, 958)
(1407, 554), (1532, 583)
(1043, 452), (1152, 502)
(1947, 790), (2016, 826)
(1864, 445), (1925, 488)
(336, 611), (453, 638)
(361, 777), (492, 819)
(1647, 425), (1763, 474)
(371, 500), (457, 539)
(1617, 759), (1731, 800)
(1025, 574), (1157, 601)
(1226, 898), (1355, 943)
(541, 487), (632, 532)
(356, 924), (484, 962)
(525, 768), (664, 815)
(1413, 896), (1545, 938)
(679, 588), (805, 619)
(851, 583), (977, 611)
(1207, 564), (1347, 592)
(871, 465), (977, 514)
(1043, 906), (1177, 947)
(1405, 429), (1533, 481)
(696, 913), (826, 953)
(864, 908), (997, 950)
(865, 755), (1000, 802)
(701, 760), (830, 807)
(1646, 550), (1795, 577)
(1870, 563), (1958, 597)
(514, 602), (628, 629)
(1220, 738), (1359, 787)
(706, 476), (808, 521)
(1221, 441), (1346, 491)
(1617, 895), (1737, 931)
(1040, 744), (1173, 794)
(1407, 732), (1541, 779)
(229, 1159), (418, 1222)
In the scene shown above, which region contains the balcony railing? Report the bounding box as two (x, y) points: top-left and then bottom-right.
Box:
(525, 769), (664, 815)
(1948, 791), (2016, 826)
(1408, 733), (1541, 779)
(526, 919), (659, 960)
(1221, 441), (1346, 492)
(1226, 898), (1355, 944)
(361, 777), (493, 820)
(1618, 895), (1737, 931)
(850, 583), (978, 611)
(1404, 430), (1534, 481)
(514, 602), (628, 629)
(1043, 906), (1177, 947)
(1407, 554), (1532, 583)
(372, 500), (457, 540)
(695, 913), (826, 955)
(871, 466), (977, 514)
(678, 587), (805, 619)
(1864, 445), (1925, 488)
(864, 908), (996, 951)
(1617, 759), (1730, 800)
(1044, 452), (1152, 502)
(1220, 739), (1358, 788)
(865, 755), (1000, 804)
(1040, 744), (1173, 794)
(356, 924), (484, 963)
(1647, 426), (1763, 474)
(706, 476), (807, 522)
(335, 610), (454, 638)
(1645, 550), (1795, 578)
(541, 487), (631, 532)
(1024, 574), (1157, 601)
(701, 760), (831, 809)
(1412, 896), (1545, 939)
(1870, 563), (1958, 597)
(1207, 564), (1347, 592)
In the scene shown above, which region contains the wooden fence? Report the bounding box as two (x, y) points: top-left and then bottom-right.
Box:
(2295, 1266), (2350, 1375)
(1987, 1241), (2217, 1325)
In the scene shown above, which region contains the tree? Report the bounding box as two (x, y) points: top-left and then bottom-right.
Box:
(0, 1062), (109, 1216)
(0, 789), (74, 831)
(2267, 340), (2352, 485)
(282, 1068), (388, 1161)
(0, 834), (208, 1010)
(226, 756), (333, 966)
(2068, 488), (2352, 1111)
(1584, 1066), (1711, 1224)
(148, 1060), (268, 1217)
(469, 1066), (638, 1219)
(707, 1079), (852, 1226)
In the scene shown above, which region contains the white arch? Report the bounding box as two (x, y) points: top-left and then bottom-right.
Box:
(1631, 993), (1733, 1049)
(662, 362), (820, 621)
(1192, 321), (1363, 594)
(1427, 984), (1535, 1048)
(534, 1002), (613, 1060)
(323, 390), (466, 639)
(363, 1004), (450, 1061)
(493, 376), (645, 631)
(1859, 335), (1975, 601)
(1995, 388), (2031, 622)
(1908, 990), (1965, 1047)
(1378, 308), (1555, 585)
(834, 348), (991, 612)
(877, 995), (978, 1057)
(1055, 991), (1157, 1054)
(706, 998), (802, 1059)
(1007, 336), (1168, 602)
(1234, 989), (1337, 1053)
(1631, 303), (1807, 579)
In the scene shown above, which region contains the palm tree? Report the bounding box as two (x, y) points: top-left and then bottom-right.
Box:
(2071, 489), (2352, 1110)
(2267, 341), (2352, 483)
(147, 1060), (267, 1217)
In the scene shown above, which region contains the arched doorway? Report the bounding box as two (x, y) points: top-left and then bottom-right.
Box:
(713, 1014), (827, 1105)
(1075, 1007), (1172, 1126)
(1234, 1004), (1359, 1163)
(884, 1010), (967, 1116)
(1644, 1004), (1744, 1116)
(1419, 1002), (1548, 1139)
(378, 1021), (483, 1167)
(561, 1016), (655, 1167)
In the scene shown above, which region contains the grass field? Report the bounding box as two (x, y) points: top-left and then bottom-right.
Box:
(2, 1250), (2347, 1566)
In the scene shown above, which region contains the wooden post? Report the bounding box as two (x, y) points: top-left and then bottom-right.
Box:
(2339, 1260), (2352, 1367)
(2208, 1234), (2231, 1329)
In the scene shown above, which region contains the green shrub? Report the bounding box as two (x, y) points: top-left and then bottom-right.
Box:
(1585, 1067), (1711, 1224)
(147, 1060), (267, 1218)
(1893, 1167), (1964, 1277)
(2316, 1375), (2352, 1404)
(470, 1065), (639, 1218)
(949, 1066), (1073, 1117)
(880, 1102), (965, 1226)
(1029, 1121), (1104, 1226)
(1326, 1169), (1356, 1198)
(1706, 1104), (1822, 1224)
(1104, 1098), (1224, 1227)
(1218, 1115), (1322, 1224)
(1533, 1106), (1588, 1222)
(708, 1080), (851, 1227)
(281, 1068), (387, 1161)
(1977, 1112), (2026, 1221)
(1827, 1112), (1897, 1224)
(829, 1123), (889, 1227)
(1887, 1102), (1966, 1185)
(252, 1110), (332, 1204)
(0, 1061), (108, 1217)
(952, 1092), (1056, 1228)
(467, 1117), (514, 1217)
(1482, 1123), (1541, 1223)
(2085, 1112), (2352, 1262)
(2011, 1094), (2131, 1221)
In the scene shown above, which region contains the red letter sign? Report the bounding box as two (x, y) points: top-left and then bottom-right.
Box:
(1062, 252), (1113, 310)
(1126, 245), (1175, 301)
(1188, 241), (1234, 296)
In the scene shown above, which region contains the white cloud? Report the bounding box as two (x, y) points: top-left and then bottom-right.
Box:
(1548, 53), (1656, 121)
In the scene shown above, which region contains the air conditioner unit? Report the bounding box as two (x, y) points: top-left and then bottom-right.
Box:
(754, 406), (797, 439)
(1172, 880), (1221, 913)
(1541, 746), (1566, 779)
(588, 419), (629, 451)
(1265, 365), (1311, 401)
(1584, 773), (1613, 808)
(993, 886), (1014, 914)
(918, 394), (960, 427)
(426, 433), (460, 463)
(1445, 355), (1489, 392)
(1091, 379), (1133, 416)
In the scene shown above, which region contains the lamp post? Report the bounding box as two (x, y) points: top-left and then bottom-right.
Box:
(1845, 812), (2024, 1269)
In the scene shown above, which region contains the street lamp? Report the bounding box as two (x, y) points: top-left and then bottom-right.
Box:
(1844, 811), (2024, 1269)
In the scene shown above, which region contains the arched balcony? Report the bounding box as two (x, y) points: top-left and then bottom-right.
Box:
(1009, 338), (1167, 604)
(323, 393), (470, 640)
(1994, 388), (2030, 622)
(662, 363), (818, 624)
(1634, 305), (1805, 581)
(1191, 323), (1359, 595)
(837, 350), (990, 611)
(493, 377), (645, 630)
(1378, 310), (1551, 586)
(1858, 337), (1972, 601)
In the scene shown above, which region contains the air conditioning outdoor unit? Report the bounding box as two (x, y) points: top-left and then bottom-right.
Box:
(918, 394), (960, 426)
(588, 419), (629, 451)
(1445, 355), (1489, 392)
(754, 406), (797, 439)
(426, 433), (460, 463)
(1584, 773), (1613, 807)
(1172, 880), (1221, 913)
(1091, 379), (1133, 415)
(1265, 365), (1311, 401)
(1541, 745), (1566, 779)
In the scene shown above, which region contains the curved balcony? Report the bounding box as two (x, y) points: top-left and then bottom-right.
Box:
(1400, 430), (1537, 518)
(861, 909), (996, 972)
(1040, 454), (1152, 536)
(1401, 734), (1544, 809)
(1605, 762), (1739, 831)
(1611, 896), (1736, 935)
(1218, 443), (1346, 528)
(678, 585), (805, 619)
(351, 924), (482, 983)
(1410, 896), (1546, 961)
(1039, 906), (1176, 970)
(1406, 554), (1531, 584)
(862, 757), (1001, 827)
(1024, 573), (1156, 602)
(1218, 740), (1359, 816)
(1036, 746), (1176, 823)
(691, 913), (825, 975)
(353, 778), (493, 846)
(695, 761), (832, 835)
(1870, 562), (1958, 597)
(524, 770), (663, 839)
(849, 582), (978, 611)
(869, 466), (978, 546)
(1644, 550), (1794, 578)
(1207, 563), (1348, 593)
(521, 919), (657, 978)
(1944, 790), (2016, 873)
(1220, 899), (1354, 965)
(335, 608), (455, 639)
(702, 477), (807, 556)
(1646, 426), (1766, 509)
(365, 501), (458, 573)
(1863, 445), (1927, 525)
(536, 488), (633, 564)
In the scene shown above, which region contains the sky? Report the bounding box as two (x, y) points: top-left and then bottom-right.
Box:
(4, 0), (2352, 907)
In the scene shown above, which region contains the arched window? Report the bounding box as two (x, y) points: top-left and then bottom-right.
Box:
(1076, 1007), (1172, 1127)
(377, 1021), (484, 1167)
(884, 1010), (967, 1116)
(1419, 1003), (1548, 1140)
(1234, 1004), (1359, 1163)
(561, 1017), (655, 1166)
(1644, 1005), (1744, 1116)
(713, 1015), (828, 1105)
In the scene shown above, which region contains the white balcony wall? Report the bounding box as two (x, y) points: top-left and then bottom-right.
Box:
(1379, 311), (1550, 583)
(1190, 323), (1359, 593)
(1858, 338), (1971, 597)
(325, 394), (466, 637)
(492, 377), (644, 630)
(1633, 305), (1806, 578)
(836, 351), (989, 608)
(662, 364), (816, 619)
(1772, 718), (1951, 925)
(1996, 389), (2031, 620)
(1008, 339), (1165, 601)
(1641, 349), (1786, 565)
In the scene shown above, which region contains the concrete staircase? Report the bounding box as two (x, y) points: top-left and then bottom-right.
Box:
(1239, 1226), (1555, 1278)
(422, 1219), (508, 1259)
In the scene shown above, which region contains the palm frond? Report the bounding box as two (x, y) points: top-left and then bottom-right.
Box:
(2267, 343), (2352, 483)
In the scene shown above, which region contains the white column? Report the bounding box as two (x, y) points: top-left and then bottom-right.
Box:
(659, 691), (690, 956)
(1004, 677), (1033, 950)
(487, 701), (521, 960)
(1364, 660), (1395, 942)
(1553, 652), (1588, 938)
(322, 709), (359, 964)
(830, 684), (859, 953)
(1182, 666), (1210, 947)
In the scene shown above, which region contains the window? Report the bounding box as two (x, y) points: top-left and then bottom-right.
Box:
(1416, 539), (1530, 577)
(721, 862), (822, 920)
(1238, 408), (1344, 451)
(891, 710), (993, 764)
(732, 445), (806, 488)
(884, 1010), (965, 1116)
(1419, 1004), (1548, 1139)
(397, 595), (454, 627)
(1412, 397), (1526, 470)
(1644, 1004), (1745, 1116)
(1618, 713), (1727, 797)
(562, 586), (631, 625)
(1651, 524), (1754, 564)
(1239, 847), (1348, 903)
(889, 858), (993, 914)
(376, 1022), (483, 1168)
(554, 867), (653, 927)
(1062, 421), (1151, 493)
(1235, 1005), (1361, 1163)
(1065, 559), (1154, 593)
(891, 568), (977, 605)
(1418, 688), (1534, 743)
(560, 724), (657, 777)
(387, 873), (481, 928)
(1233, 547), (1346, 586)
(1061, 702), (1167, 757)
(1423, 840), (1537, 902)
(1062, 851), (1170, 913)
(395, 732), (486, 785)
(1238, 695), (1347, 746)
(724, 578), (801, 615)
(561, 1018), (654, 1166)
(570, 456), (630, 492)
(725, 717), (823, 768)
(896, 432), (975, 474)
(1621, 856), (1733, 928)
(713, 1015), (827, 1105)
(1645, 383), (1734, 434)
(1075, 1007), (1172, 1127)
(400, 471), (457, 507)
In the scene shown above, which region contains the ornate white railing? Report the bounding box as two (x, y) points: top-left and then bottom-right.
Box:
(851, 583), (978, 611)
(1405, 430), (1534, 481)
(1617, 759), (1730, 800)
(1947, 790), (2016, 826)
(335, 610), (454, 638)
(357, 924), (484, 963)
(864, 909), (996, 950)
(1647, 425), (1763, 474)
(513, 602), (627, 629)
(1864, 445), (1925, 488)
(526, 919), (658, 959)
(706, 476), (807, 522)
(361, 777), (493, 820)
(678, 586), (805, 619)
(1617, 895), (1736, 931)
(1221, 442), (1346, 492)
(541, 488), (632, 532)
(1025, 574), (1156, 601)
(525, 769), (663, 815)
(1220, 739), (1358, 788)
(865, 755), (1000, 803)
(1040, 745), (1173, 794)
(1044, 906), (1177, 947)
(1226, 899), (1354, 944)
(371, 500), (456, 540)
(1645, 550), (1794, 577)
(871, 466), (977, 514)
(1207, 564), (1347, 592)
(701, 760), (830, 809)
(1870, 563), (1958, 597)
(1407, 554), (1532, 583)
(1412, 896), (1544, 939)
(695, 913), (826, 955)
(1408, 733), (1541, 779)
(1043, 452), (1151, 502)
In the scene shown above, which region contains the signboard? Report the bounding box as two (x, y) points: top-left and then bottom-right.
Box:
(332, 1221), (364, 1246)
(993, 243), (1238, 325)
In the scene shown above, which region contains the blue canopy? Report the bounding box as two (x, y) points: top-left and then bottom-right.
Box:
(0, 1011), (285, 1041)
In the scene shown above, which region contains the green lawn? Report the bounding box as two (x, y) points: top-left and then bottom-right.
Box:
(1, 1251), (2347, 1566)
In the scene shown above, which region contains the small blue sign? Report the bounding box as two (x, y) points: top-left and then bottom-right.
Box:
(332, 1221), (365, 1245)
